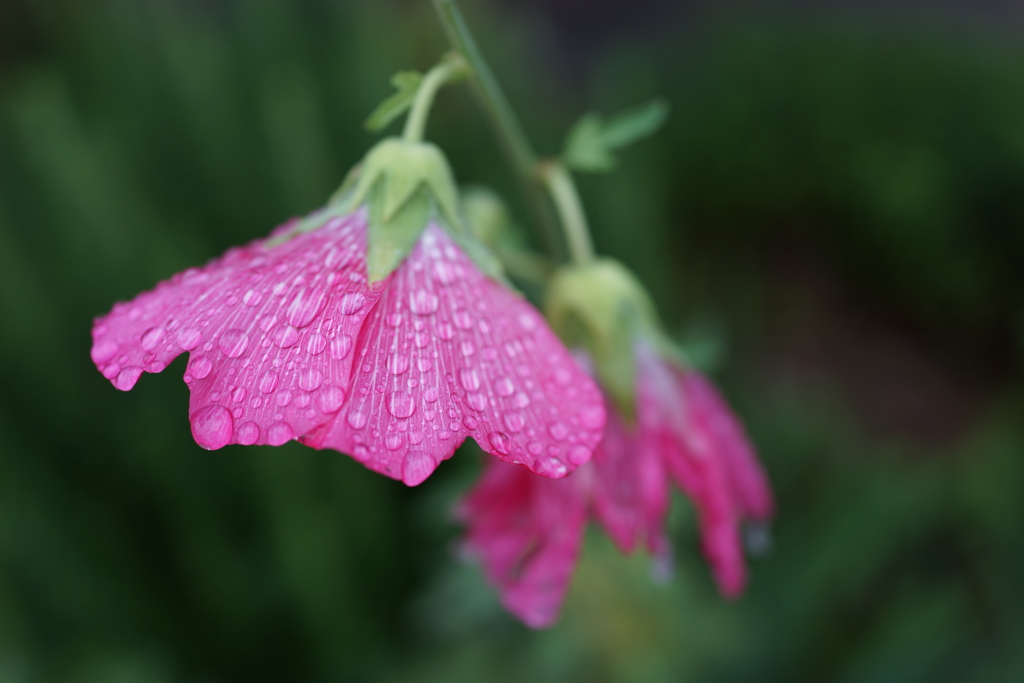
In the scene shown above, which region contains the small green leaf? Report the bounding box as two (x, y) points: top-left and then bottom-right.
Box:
(366, 181), (432, 283)
(364, 71), (423, 132)
(562, 98), (670, 173)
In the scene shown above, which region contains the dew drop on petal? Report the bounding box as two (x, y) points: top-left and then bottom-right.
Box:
(232, 387), (247, 403)
(436, 323), (454, 340)
(267, 422), (294, 446)
(409, 291), (439, 315)
(385, 433), (404, 451)
(464, 415), (478, 430)
(387, 353), (410, 375)
(528, 442), (543, 456)
(534, 455), (567, 478)
(338, 292), (368, 315)
(190, 405), (234, 450)
(249, 396), (263, 409)
(423, 387), (439, 403)
(243, 289), (263, 307)
(114, 366), (144, 391)
(286, 288), (328, 328)
(387, 392), (416, 418)
(318, 386), (346, 413)
(568, 444), (591, 465)
(433, 261), (459, 285)
(503, 412), (525, 433)
(275, 390), (293, 407)
(189, 356), (213, 380)
(330, 335), (353, 359)
(177, 328), (202, 350)
(386, 313), (402, 327)
(495, 377), (515, 397)
(347, 409), (368, 429)
(272, 325), (300, 348)
(402, 451), (435, 486)
(459, 369), (480, 392)
(236, 421), (260, 445)
(488, 431), (512, 455)
(259, 370), (279, 393)
(140, 327), (164, 351)
(219, 329), (250, 358)
(548, 421), (568, 441)
(298, 367), (324, 392)
(306, 334), (327, 355)
(460, 341), (475, 357)
(91, 340), (118, 364)
(466, 393), (487, 411)
(103, 362), (121, 379)
(453, 310), (473, 329)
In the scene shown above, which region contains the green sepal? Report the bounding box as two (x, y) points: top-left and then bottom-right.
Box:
(366, 181), (432, 282)
(562, 98), (670, 173)
(364, 71), (423, 132)
(545, 259), (661, 420)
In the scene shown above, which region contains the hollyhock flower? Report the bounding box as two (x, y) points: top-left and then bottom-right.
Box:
(458, 260), (774, 627)
(90, 138), (605, 485)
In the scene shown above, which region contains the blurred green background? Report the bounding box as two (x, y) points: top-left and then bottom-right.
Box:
(1, 0), (1023, 681)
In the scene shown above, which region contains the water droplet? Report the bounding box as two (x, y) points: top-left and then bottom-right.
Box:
(91, 340), (118, 364)
(503, 412), (525, 433)
(423, 387), (439, 403)
(146, 360), (165, 373)
(513, 393), (531, 408)
(286, 288), (328, 328)
(436, 323), (454, 340)
(189, 356), (213, 379)
(190, 405), (234, 450)
(387, 392), (416, 418)
(459, 369), (480, 391)
(579, 404), (604, 430)
(259, 370), (279, 393)
(232, 387), (247, 403)
(416, 357), (432, 372)
(438, 430), (452, 440)
(298, 367), (324, 392)
(103, 362), (121, 379)
(347, 409), (368, 429)
(534, 456), (567, 478)
(385, 433), (404, 450)
(554, 368), (572, 385)
(236, 421), (260, 445)
(330, 335), (353, 359)
(409, 291), (439, 315)
(495, 377), (515, 397)
(453, 310), (473, 329)
(219, 329), (249, 358)
(548, 422), (568, 441)
(259, 315), (276, 332)
(267, 422), (294, 446)
(176, 328), (202, 350)
(249, 396), (263, 409)
(518, 312), (537, 330)
(294, 393), (311, 408)
(568, 444), (591, 465)
(488, 431), (511, 455)
(528, 442), (543, 456)
(243, 289), (263, 307)
(387, 353), (410, 375)
(386, 313), (403, 327)
(409, 431), (424, 445)
(113, 366), (144, 391)
(402, 451), (435, 486)
(318, 386), (346, 413)
(275, 390), (293, 407)
(338, 292), (367, 315)
(140, 327), (164, 351)
(466, 393), (487, 411)
(460, 341), (475, 357)
(464, 415), (478, 430)
(269, 325), (297, 348)
(432, 261), (459, 285)
(306, 333), (327, 355)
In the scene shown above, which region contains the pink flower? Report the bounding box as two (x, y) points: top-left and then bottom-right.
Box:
(91, 208), (605, 485)
(458, 344), (774, 627)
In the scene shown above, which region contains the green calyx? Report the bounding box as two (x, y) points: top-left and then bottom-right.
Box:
(544, 258), (662, 420)
(330, 137), (504, 284)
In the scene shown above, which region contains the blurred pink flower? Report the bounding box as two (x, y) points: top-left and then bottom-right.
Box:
(90, 210), (604, 485)
(458, 344), (774, 627)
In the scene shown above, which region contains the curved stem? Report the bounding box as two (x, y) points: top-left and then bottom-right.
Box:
(430, 0), (563, 259)
(539, 161), (594, 264)
(403, 58), (467, 143)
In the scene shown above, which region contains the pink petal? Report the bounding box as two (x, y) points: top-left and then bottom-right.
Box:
(678, 370), (775, 521)
(91, 210), (383, 449)
(458, 459), (589, 628)
(590, 397), (670, 555)
(303, 225), (605, 484)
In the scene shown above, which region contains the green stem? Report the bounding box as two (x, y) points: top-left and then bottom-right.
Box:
(540, 161), (594, 264)
(403, 58), (466, 143)
(430, 0), (563, 259)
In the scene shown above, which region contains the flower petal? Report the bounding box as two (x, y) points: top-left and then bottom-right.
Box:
(91, 211), (382, 449)
(304, 225), (605, 483)
(458, 460), (588, 629)
(590, 398), (670, 555)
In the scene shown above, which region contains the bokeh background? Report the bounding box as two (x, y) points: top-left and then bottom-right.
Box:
(1, 0), (1023, 680)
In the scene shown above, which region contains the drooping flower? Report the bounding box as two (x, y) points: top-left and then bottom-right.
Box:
(91, 138), (605, 485)
(458, 260), (774, 627)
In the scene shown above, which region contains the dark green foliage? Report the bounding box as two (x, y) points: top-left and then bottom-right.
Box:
(0, 1), (1022, 681)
